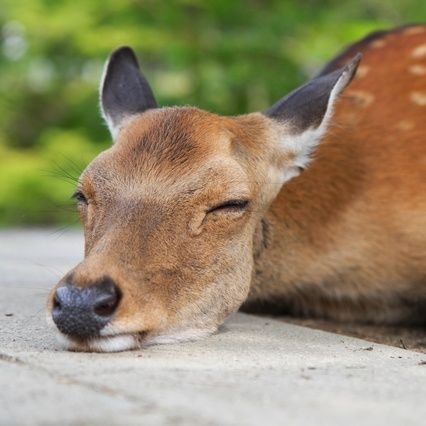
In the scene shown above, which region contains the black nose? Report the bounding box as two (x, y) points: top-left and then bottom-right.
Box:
(52, 277), (121, 339)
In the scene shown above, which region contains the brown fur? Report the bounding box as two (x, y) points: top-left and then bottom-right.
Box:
(246, 25), (426, 323)
(48, 25), (426, 351)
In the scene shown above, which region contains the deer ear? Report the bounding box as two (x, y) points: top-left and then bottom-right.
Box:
(264, 54), (361, 183)
(100, 46), (158, 139)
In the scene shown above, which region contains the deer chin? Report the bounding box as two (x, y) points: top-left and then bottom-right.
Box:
(53, 326), (216, 353)
(55, 332), (141, 352)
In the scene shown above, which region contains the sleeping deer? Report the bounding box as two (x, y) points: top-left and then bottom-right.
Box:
(47, 25), (426, 352)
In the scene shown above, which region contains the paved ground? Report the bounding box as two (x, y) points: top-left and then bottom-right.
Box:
(1, 229), (425, 426)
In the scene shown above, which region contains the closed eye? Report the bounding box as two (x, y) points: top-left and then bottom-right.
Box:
(206, 199), (250, 214)
(72, 190), (88, 205)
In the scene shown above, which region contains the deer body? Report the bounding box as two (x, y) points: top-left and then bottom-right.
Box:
(247, 27), (426, 323)
(48, 25), (426, 352)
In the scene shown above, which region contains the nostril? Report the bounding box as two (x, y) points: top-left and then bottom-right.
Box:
(53, 293), (61, 310)
(53, 286), (68, 312)
(94, 296), (117, 316)
(93, 286), (121, 317)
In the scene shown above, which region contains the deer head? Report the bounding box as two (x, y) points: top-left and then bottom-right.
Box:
(47, 47), (360, 351)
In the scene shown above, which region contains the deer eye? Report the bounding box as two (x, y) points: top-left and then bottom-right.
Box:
(206, 199), (250, 214)
(72, 190), (88, 205)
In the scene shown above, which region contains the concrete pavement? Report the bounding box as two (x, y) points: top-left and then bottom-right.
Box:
(0, 229), (425, 425)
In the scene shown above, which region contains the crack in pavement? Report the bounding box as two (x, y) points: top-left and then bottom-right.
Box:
(0, 353), (24, 364)
(0, 351), (155, 409)
(0, 350), (214, 425)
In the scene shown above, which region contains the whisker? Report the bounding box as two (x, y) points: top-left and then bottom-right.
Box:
(62, 156), (86, 175)
(47, 220), (81, 241)
(31, 262), (67, 279)
(41, 158), (85, 188)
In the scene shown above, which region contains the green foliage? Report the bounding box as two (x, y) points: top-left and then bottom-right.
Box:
(0, 0), (424, 225)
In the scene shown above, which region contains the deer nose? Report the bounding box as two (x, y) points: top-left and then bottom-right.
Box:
(52, 277), (121, 338)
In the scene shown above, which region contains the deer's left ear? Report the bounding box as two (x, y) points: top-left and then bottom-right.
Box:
(100, 46), (158, 140)
(264, 54), (361, 183)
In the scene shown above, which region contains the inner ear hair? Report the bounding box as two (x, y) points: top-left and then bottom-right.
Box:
(263, 54), (361, 183)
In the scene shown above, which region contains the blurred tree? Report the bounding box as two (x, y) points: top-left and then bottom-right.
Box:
(0, 0), (424, 225)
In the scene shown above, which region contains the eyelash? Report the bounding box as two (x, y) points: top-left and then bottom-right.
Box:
(72, 190), (88, 205)
(207, 199), (250, 214)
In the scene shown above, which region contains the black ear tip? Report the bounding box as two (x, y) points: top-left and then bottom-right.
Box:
(349, 52), (362, 69)
(109, 46), (139, 68)
(354, 52), (363, 63)
(343, 52), (362, 81)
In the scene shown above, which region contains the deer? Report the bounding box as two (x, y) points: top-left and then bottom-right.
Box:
(47, 25), (426, 352)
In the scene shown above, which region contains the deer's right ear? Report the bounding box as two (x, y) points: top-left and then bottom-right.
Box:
(100, 46), (158, 139)
(263, 54), (361, 184)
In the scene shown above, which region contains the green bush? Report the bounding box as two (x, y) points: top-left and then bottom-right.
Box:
(0, 129), (108, 225)
(0, 0), (424, 225)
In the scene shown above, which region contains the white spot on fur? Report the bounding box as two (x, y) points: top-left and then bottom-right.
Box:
(403, 27), (426, 35)
(410, 92), (426, 105)
(396, 120), (415, 131)
(346, 90), (375, 107)
(371, 39), (386, 48)
(355, 65), (369, 78)
(411, 44), (426, 58)
(409, 65), (426, 75)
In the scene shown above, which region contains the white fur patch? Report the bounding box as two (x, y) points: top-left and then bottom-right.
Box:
(54, 329), (214, 352)
(55, 332), (140, 352)
(411, 43), (426, 59)
(87, 335), (139, 352)
(410, 91), (426, 106)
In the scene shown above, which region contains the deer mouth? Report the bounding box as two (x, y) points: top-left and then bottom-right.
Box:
(54, 332), (144, 352)
(47, 307), (217, 352)
(51, 325), (217, 352)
